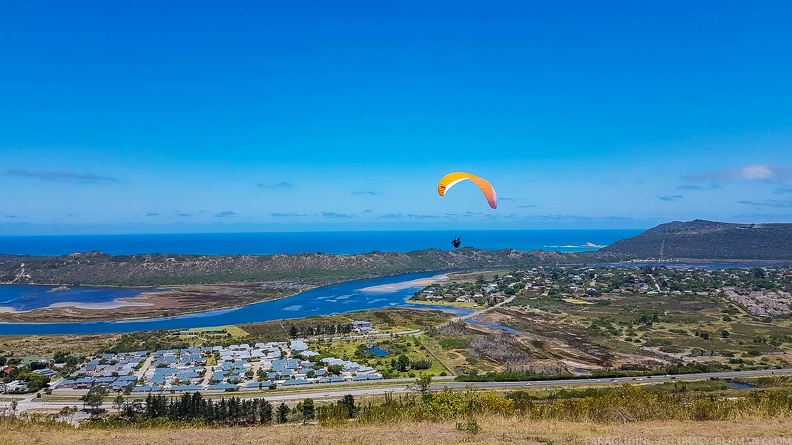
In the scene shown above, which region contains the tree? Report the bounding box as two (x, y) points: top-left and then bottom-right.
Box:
(721, 330), (731, 338)
(113, 394), (125, 411)
(396, 354), (410, 372)
(289, 325), (299, 338)
(410, 359), (432, 370)
(277, 402), (289, 423)
(81, 386), (107, 413)
(302, 398), (314, 423)
(340, 394), (356, 418)
(415, 374), (432, 400)
(259, 399), (273, 424)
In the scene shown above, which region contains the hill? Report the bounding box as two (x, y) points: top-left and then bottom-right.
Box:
(5, 219), (791, 286)
(598, 219), (792, 260)
(0, 248), (593, 286)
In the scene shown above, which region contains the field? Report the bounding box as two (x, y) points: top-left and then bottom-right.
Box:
(309, 334), (451, 377)
(417, 287), (792, 377)
(5, 416), (792, 444)
(239, 308), (454, 341)
(0, 334), (121, 359)
(0, 308), (456, 360)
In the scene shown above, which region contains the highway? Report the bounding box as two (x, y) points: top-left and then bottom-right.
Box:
(6, 368), (790, 414)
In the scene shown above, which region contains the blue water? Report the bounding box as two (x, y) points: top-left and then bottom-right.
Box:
(0, 272), (474, 335)
(365, 346), (388, 357)
(726, 380), (756, 389)
(0, 230), (641, 256)
(0, 285), (153, 312)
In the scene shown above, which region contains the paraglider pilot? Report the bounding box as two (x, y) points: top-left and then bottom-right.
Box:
(451, 237), (461, 248)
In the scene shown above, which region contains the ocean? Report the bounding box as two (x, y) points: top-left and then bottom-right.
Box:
(0, 229), (641, 256)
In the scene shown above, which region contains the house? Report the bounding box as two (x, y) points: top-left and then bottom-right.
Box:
(281, 379), (310, 386)
(33, 368), (58, 377)
(132, 385), (161, 393)
(290, 340), (308, 352)
(205, 382), (235, 391)
(73, 377), (95, 389)
(169, 384), (203, 393)
(5, 380), (28, 392)
(317, 376), (345, 384)
(351, 321), (372, 332)
(94, 376), (117, 386)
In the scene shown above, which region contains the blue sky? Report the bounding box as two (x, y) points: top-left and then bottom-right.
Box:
(1, 0), (791, 234)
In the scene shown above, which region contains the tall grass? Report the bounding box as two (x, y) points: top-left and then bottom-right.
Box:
(318, 385), (792, 426)
(7, 385), (792, 433)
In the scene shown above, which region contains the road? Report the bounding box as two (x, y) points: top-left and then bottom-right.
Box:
(433, 294), (517, 331)
(10, 368), (791, 414)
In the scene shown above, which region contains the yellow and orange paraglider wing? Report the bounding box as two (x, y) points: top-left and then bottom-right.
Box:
(437, 172), (497, 209)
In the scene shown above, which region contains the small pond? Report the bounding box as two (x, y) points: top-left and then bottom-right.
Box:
(365, 346), (388, 357)
(726, 380), (756, 390)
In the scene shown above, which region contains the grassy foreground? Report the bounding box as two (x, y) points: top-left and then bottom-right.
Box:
(4, 417), (792, 445)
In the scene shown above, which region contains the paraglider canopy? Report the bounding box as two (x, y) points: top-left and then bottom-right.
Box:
(437, 172), (497, 209)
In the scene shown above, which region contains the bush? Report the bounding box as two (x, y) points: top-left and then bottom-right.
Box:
(411, 359), (432, 370)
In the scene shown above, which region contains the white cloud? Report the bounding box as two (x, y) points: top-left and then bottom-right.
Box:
(684, 165), (792, 183)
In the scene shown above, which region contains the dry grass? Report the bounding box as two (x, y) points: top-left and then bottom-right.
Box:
(5, 417), (792, 445)
(0, 334), (121, 358)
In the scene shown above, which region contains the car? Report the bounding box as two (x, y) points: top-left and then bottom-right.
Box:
(524, 382), (533, 386)
(636, 378), (643, 381)
(611, 379), (618, 382)
(631, 377), (637, 380)
(647, 376), (652, 379)
(670, 376), (677, 380)
(595, 379), (602, 382)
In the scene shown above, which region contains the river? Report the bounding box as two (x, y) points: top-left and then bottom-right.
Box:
(0, 272), (473, 335)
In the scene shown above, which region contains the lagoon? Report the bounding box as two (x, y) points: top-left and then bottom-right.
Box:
(0, 272), (472, 336)
(0, 285), (153, 312)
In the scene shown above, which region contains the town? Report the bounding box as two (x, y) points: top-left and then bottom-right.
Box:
(1, 322), (383, 395)
(3, 265), (792, 397)
(410, 265), (792, 317)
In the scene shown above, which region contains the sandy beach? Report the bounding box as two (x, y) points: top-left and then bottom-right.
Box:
(359, 274), (448, 293)
(0, 299), (153, 314)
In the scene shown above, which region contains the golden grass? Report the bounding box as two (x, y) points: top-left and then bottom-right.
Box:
(0, 334), (121, 358)
(6, 417), (792, 445)
(561, 298), (594, 305)
(220, 325), (248, 338)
